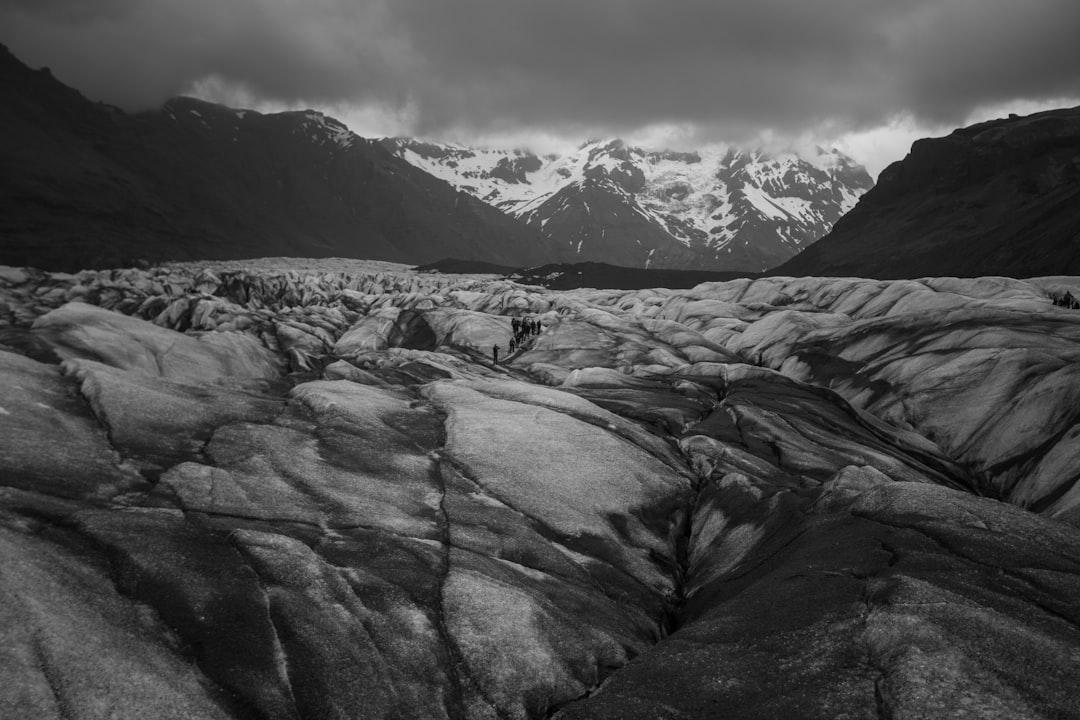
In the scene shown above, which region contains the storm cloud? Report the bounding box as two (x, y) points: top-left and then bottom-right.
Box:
(3, 0), (1079, 140)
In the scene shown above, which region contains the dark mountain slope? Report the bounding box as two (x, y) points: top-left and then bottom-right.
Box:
(0, 44), (557, 272)
(518, 175), (706, 269)
(774, 106), (1080, 279)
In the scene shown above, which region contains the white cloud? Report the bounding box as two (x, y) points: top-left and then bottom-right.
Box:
(832, 116), (941, 179)
(831, 96), (1080, 178)
(186, 75), (1080, 181)
(8, 0), (1079, 140)
(185, 75), (420, 139)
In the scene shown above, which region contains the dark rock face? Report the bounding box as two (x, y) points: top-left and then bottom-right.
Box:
(519, 178), (708, 269)
(775, 106), (1080, 279)
(487, 154), (544, 184)
(2, 260), (1080, 718)
(0, 45), (558, 272)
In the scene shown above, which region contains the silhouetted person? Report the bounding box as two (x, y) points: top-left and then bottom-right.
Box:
(509, 338), (517, 353)
(492, 344), (499, 365)
(512, 318), (520, 335)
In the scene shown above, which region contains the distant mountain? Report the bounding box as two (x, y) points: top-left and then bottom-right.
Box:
(382, 137), (873, 272)
(0, 44), (557, 272)
(774, 106), (1080, 279)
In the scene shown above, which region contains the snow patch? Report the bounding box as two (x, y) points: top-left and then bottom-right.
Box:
(740, 184), (789, 220)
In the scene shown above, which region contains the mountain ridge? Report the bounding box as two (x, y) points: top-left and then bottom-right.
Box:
(0, 43), (559, 272)
(382, 136), (874, 272)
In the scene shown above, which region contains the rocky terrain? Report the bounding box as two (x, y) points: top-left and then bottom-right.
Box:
(0, 45), (556, 273)
(3, 260), (1080, 719)
(775, 105), (1080, 279)
(385, 138), (873, 272)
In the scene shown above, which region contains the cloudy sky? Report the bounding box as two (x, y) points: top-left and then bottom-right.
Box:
(4, 0), (1079, 175)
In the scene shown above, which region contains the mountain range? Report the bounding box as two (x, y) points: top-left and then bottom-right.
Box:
(3, 39), (1077, 280)
(383, 137), (873, 271)
(0, 42), (870, 274)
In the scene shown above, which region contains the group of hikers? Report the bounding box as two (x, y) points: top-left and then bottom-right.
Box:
(492, 316), (543, 365)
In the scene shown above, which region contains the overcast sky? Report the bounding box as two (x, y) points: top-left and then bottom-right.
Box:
(4, 0), (1079, 175)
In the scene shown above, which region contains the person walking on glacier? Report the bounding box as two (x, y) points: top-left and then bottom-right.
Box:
(492, 344), (499, 365)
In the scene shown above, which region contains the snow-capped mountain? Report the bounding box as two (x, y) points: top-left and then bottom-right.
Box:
(381, 137), (874, 271)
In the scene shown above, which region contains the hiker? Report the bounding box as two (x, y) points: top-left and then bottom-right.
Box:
(512, 318), (520, 335)
(492, 344), (499, 365)
(509, 338), (517, 353)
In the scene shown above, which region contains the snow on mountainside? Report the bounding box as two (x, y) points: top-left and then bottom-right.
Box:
(381, 137), (874, 272)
